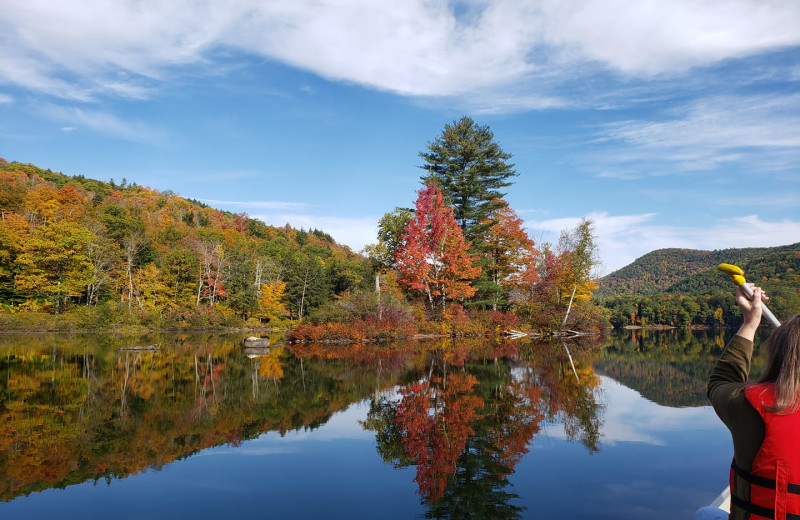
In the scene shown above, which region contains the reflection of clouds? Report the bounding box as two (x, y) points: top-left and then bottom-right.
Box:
(596, 376), (721, 446)
(200, 399), (376, 458)
(546, 376), (722, 446)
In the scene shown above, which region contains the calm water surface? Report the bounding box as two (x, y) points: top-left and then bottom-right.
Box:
(0, 329), (767, 519)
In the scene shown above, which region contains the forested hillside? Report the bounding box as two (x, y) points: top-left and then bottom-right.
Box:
(596, 244), (800, 328)
(0, 160), (371, 329)
(1, 119), (613, 335)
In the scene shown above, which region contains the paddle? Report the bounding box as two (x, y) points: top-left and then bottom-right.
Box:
(717, 263), (781, 328)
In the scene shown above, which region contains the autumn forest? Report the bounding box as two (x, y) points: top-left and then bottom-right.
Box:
(1, 117), (797, 336)
(0, 118), (608, 336)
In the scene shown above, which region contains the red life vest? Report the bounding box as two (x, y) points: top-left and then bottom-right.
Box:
(729, 384), (800, 520)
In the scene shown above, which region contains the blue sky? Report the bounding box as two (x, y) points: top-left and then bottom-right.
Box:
(1, 0), (799, 273)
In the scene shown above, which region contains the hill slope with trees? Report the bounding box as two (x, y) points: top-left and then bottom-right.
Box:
(595, 244), (800, 328)
(0, 160), (371, 330)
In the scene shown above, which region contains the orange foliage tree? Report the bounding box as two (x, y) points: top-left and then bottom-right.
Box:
(257, 281), (289, 322)
(482, 199), (538, 310)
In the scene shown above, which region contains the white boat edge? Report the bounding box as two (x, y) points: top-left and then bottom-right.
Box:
(709, 486), (730, 511)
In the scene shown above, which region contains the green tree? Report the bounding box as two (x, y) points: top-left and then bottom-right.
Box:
(419, 116), (517, 245)
(370, 207), (414, 269)
(286, 250), (329, 319)
(225, 247), (259, 319)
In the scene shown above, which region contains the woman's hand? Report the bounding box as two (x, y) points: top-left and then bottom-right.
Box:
(735, 284), (768, 341)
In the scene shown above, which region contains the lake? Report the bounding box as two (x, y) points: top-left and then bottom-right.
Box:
(0, 329), (767, 519)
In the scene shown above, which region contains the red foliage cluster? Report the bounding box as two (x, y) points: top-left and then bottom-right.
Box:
(485, 310), (520, 330)
(289, 319), (417, 343)
(394, 373), (484, 501)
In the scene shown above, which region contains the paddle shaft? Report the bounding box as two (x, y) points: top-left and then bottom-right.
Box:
(738, 282), (781, 328)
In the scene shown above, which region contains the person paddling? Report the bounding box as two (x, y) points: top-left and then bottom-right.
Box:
(706, 284), (800, 520)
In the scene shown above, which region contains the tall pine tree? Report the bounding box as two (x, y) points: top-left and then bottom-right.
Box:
(419, 116), (518, 308)
(419, 116), (517, 244)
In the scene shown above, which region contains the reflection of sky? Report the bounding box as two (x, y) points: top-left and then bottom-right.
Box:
(199, 400), (376, 457)
(582, 376), (721, 446)
(516, 375), (733, 520)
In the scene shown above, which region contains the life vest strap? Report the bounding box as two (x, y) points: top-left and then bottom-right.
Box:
(732, 460), (800, 494)
(731, 495), (800, 520)
(731, 460), (800, 519)
(731, 494), (777, 519)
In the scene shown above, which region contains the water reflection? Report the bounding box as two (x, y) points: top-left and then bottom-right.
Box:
(0, 330), (740, 518)
(594, 328), (767, 407)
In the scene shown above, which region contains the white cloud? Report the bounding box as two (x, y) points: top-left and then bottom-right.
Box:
(537, 1), (800, 76)
(1, 0), (798, 104)
(38, 103), (166, 143)
(527, 212), (800, 274)
(200, 197), (379, 252)
(254, 213), (378, 252)
(589, 93), (800, 176)
(0, 93), (13, 104)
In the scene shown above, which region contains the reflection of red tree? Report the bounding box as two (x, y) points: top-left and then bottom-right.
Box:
(192, 356), (226, 418)
(488, 379), (545, 473)
(394, 373), (484, 501)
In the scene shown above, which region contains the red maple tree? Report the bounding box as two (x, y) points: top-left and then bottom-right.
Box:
(396, 184), (480, 318)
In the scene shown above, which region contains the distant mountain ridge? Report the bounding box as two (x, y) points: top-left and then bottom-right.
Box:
(596, 243), (800, 298)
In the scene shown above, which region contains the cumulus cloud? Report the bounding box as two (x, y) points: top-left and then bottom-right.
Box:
(204, 197), (379, 252)
(527, 212), (800, 274)
(1, 0), (798, 104)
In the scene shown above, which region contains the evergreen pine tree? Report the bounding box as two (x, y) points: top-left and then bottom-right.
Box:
(419, 116), (517, 308)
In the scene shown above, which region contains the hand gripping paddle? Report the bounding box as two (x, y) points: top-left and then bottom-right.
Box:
(718, 263), (781, 328)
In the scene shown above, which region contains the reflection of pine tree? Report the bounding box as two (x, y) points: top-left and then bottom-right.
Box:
(366, 355), (553, 519)
(424, 436), (524, 520)
(424, 361), (528, 519)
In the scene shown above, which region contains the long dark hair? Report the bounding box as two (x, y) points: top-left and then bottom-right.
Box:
(756, 314), (800, 414)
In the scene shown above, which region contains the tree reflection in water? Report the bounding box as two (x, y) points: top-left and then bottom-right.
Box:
(0, 332), (605, 516)
(362, 337), (604, 518)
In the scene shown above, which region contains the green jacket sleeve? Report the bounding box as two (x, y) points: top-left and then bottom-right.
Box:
(707, 334), (764, 471)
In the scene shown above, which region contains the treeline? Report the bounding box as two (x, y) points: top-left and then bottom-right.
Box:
(0, 160), (372, 329)
(1, 117), (612, 335)
(593, 329), (735, 406)
(596, 245), (800, 328)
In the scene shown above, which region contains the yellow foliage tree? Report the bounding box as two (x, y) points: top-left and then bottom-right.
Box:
(256, 281), (288, 321)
